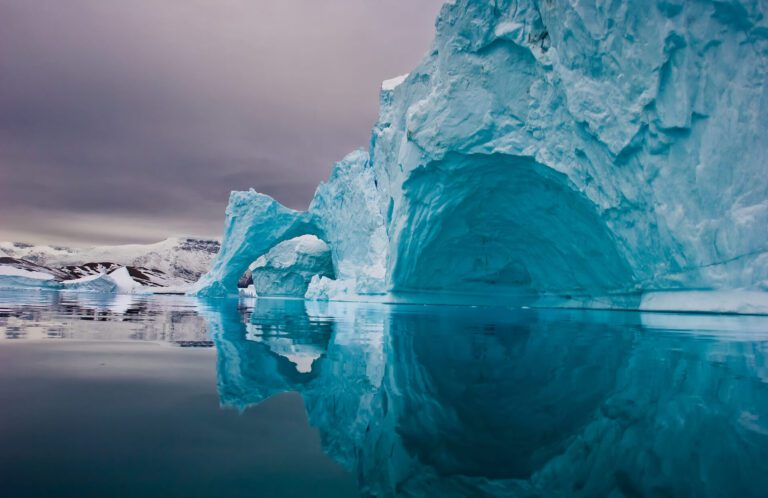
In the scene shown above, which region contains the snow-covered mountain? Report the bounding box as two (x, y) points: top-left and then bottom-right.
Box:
(0, 238), (220, 293)
(0, 257), (70, 280)
(0, 238), (219, 283)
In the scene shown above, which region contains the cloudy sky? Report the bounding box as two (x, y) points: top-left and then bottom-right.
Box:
(0, 0), (444, 246)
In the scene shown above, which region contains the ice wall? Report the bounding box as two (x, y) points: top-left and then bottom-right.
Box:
(194, 0), (768, 312)
(374, 0), (768, 308)
(307, 150), (388, 298)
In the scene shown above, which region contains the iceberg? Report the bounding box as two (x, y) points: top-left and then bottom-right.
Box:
(60, 273), (120, 293)
(192, 150), (387, 299)
(193, 0), (768, 313)
(107, 266), (153, 294)
(0, 264), (59, 290)
(0, 256), (175, 294)
(60, 267), (152, 294)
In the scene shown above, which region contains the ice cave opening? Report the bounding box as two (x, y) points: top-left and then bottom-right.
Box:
(389, 153), (635, 304)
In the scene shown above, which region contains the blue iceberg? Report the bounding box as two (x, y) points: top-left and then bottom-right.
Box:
(193, 0), (768, 313)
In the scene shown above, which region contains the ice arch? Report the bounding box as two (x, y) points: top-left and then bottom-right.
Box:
(192, 151), (386, 298)
(191, 191), (326, 297)
(388, 153), (634, 303)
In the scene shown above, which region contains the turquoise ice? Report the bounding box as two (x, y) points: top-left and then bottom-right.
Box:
(193, 0), (768, 313)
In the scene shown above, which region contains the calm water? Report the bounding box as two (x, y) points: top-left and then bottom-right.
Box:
(0, 290), (767, 497)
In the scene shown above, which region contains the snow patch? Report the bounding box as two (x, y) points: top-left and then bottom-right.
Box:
(381, 73), (408, 91)
(0, 266), (55, 280)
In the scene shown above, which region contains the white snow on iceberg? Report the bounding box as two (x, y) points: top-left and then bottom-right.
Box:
(60, 273), (119, 293)
(381, 73), (408, 91)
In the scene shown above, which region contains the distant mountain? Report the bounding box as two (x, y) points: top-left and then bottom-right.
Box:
(0, 238), (220, 284)
(59, 262), (175, 287)
(0, 238), (220, 293)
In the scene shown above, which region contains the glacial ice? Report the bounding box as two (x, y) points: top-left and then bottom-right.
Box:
(193, 150), (387, 299)
(0, 265), (59, 290)
(193, 0), (768, 313)
(60, 267), (152, 294)
(107, 267), (153, 294)
(60, 273), (120, 293)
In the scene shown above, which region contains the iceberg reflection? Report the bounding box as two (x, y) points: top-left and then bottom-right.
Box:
(208, 300), (768, 497)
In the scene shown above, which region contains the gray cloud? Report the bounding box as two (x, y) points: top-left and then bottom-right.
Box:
(0, 0), (444, 245)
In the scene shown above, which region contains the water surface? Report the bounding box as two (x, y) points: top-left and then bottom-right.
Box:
(1, 289), (767, 497)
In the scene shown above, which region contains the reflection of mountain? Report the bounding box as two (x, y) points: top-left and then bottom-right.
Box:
(206, 300), (768, 497)
(0, 290), (210, 345)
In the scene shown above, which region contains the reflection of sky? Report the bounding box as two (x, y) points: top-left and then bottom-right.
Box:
(0, 342), (356, 497)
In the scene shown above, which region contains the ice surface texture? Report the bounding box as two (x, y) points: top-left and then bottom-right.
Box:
(194, 0), (768, 312)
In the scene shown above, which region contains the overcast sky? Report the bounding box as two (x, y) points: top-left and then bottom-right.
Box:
(0, 0), (444, 246)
